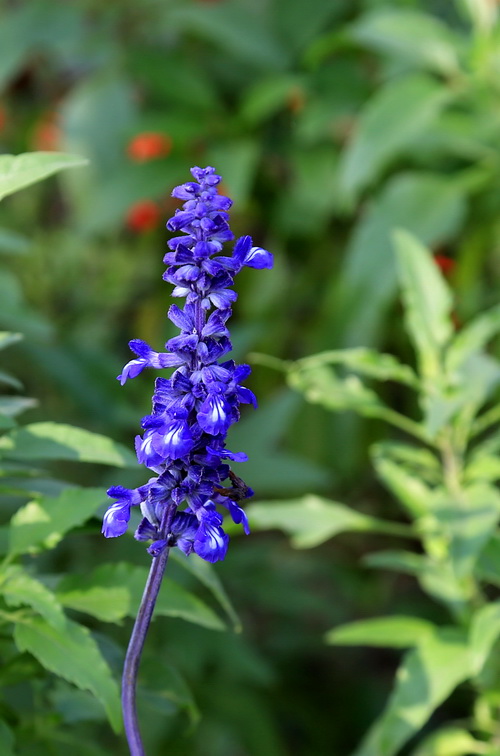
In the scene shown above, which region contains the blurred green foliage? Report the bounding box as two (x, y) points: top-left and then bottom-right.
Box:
(2, 0), (500, 754)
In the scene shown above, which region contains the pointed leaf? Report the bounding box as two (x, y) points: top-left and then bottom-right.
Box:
(353, 629), (472, 756)
(0, 719), (15, 755)
(58, 563), (225, 631)
(0, 422), (137, 466)
(339, 75), (450, 202)
(349, 9), (461, 76)
(14, 617), (121, 732)
(0, 152), (88, 201)
(296, 348), (419, 388)
(8, 487), (106, 556)
(57, 586), (130, 623)
(469, 601), (500, 676)
(393, 230), (454, 379)
(0, 566), (66, 631)
(326, 616), (435, 648)
(246, 495), (410, 549)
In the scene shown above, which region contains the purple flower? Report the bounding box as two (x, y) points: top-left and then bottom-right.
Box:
(103, 166), (273, 562)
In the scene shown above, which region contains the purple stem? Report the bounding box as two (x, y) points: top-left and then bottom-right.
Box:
(122, 504), (176, 756)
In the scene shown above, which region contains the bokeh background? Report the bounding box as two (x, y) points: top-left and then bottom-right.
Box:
(1, 0), (499, 753)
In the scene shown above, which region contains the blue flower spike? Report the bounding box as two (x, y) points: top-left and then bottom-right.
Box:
(104, 167), (273, 563)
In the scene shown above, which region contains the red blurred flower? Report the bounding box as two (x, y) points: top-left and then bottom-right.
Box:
(126, 200), (161, 233)
(32, 113), (61, 151)
(434, 255), (456, 276)
(127, 132), (172, 162)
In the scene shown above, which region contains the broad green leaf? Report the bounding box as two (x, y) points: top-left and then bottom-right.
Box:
(338, 75), (450, 202)
(57, 586), (130, 623)
(0, 566), (66, 631)
(469, 601), (500, 676)
(246, 495), (411, 549)
(8, 487), (106, 556)
(349, 10), (461, 76)
(353, 629), (472, 756)
(0, 422), (137, 466)
(50, 680), (107, 724)
(0, 332), (22, 350)
(0, 152), (88, 201)
(411, 726), (487, 756)
(58, 563), (225, 631)
(14, 617), (121, 732)
(326, 616), (435, 648)
(296, 348), (419, 388)
(459, 0), (497, 32)
(0, 719), (15, 756)
(393, 230), (454, 380)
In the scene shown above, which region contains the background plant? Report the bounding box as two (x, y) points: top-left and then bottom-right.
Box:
(1, 0), (500, 754)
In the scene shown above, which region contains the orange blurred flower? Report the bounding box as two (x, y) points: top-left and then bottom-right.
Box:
(32, 113), (61, 151)
(126, 200), (161, 232)
(127, 132), (172, 162)
(434, 255), (456, 276)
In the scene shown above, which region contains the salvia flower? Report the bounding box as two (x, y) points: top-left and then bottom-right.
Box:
(104, 166), (273, 562)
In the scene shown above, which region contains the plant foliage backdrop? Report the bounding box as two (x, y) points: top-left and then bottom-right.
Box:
(2, 0), (500, 754)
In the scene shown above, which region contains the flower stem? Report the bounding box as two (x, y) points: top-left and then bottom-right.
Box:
(122, 505), (175, 756)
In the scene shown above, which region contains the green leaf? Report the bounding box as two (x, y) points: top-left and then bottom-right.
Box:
(433, 484), (500, 579)
(326, 616), (435, 648)
(240, 74), (305, 125)
(14, 616), (121, 732)
(371, 444), (434, 518)
(393, 230), (454, 380)
(476, 533), (500, 585)
(8, 487), (106, 556)
(0, 422), (137, 467)
(58, 563), (226, 631)
(288, 362), (428, 441)
(0, 152), (88, 201)
(338, 76), (450, 202)
(246, 495), (411, 549)
(56, 586), (130, 623)
(353, 629), (472, 756)
(411, 726), (487, 756)
(446, 303), (500, 373)
(0, 227), (30, 255)
(371, 441), (441, 484)
(349, 9), (461, 76)
(296, 348), (419, 388)
(0, 396), (37, 418)
(328, 172), (466, 349)
(0, 566), (66, 631)
(469, 601), (500, 676)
